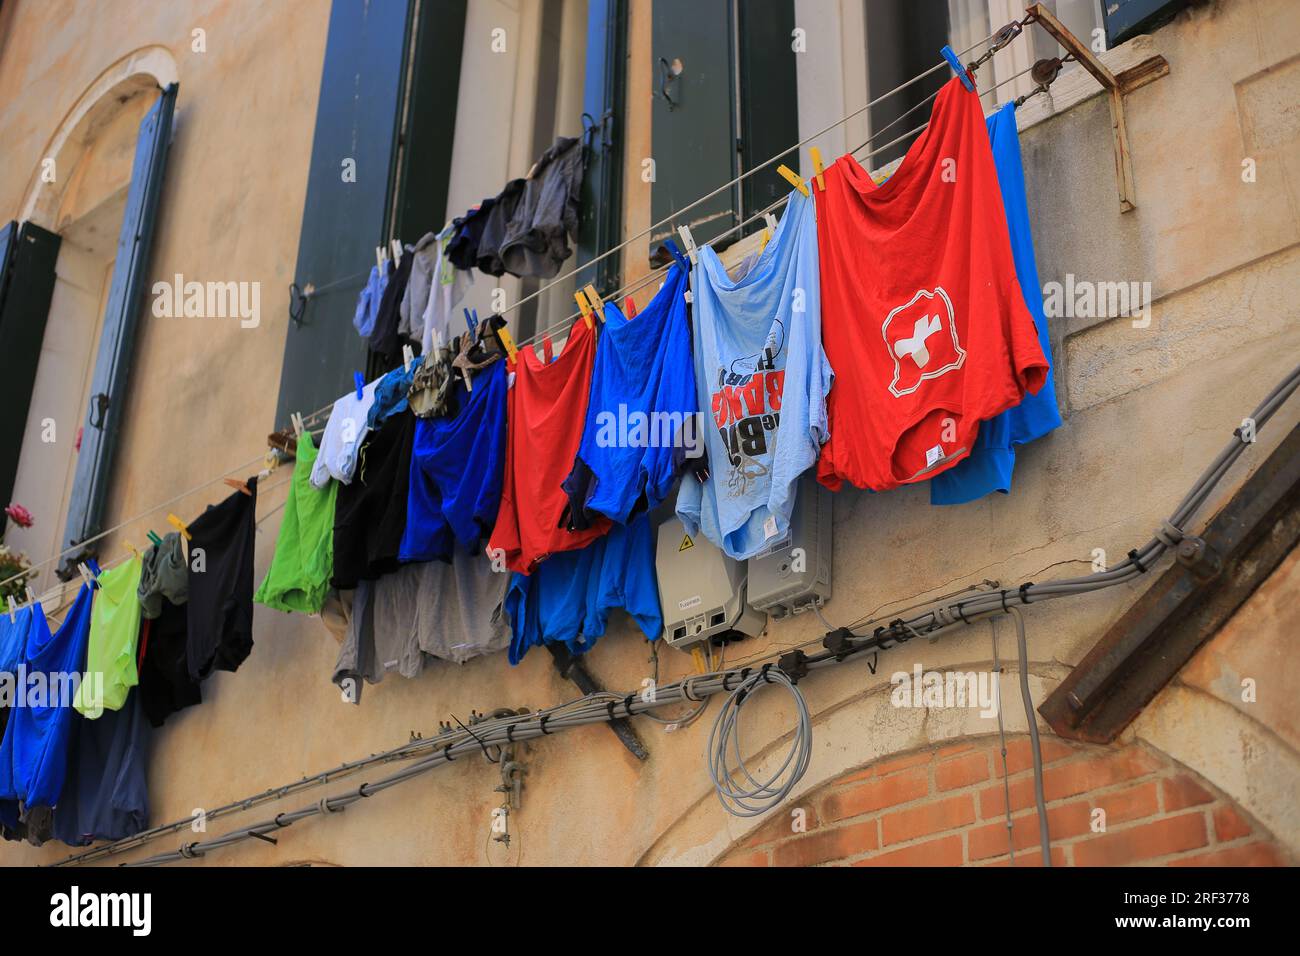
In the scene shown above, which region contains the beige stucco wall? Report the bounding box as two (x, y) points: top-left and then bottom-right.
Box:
(0, 0), (1296, 866)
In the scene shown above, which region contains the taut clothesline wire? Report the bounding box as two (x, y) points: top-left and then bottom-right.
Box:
(1, 24), (1023, 601)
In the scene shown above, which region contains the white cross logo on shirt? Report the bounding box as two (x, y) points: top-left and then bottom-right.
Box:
(893, 314), (942, 368)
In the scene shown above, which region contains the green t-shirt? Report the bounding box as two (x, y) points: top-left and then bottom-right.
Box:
(74, 554), (144, 718)
(254, 432), (338, 614)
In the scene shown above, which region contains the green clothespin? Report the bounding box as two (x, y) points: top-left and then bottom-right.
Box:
(147, 530), (162, 547)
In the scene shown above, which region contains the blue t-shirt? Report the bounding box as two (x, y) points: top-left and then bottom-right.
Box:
(51, 689), (150, 846)
(676, 189), (832, 559)
(0, 604), (38, 829)
(0, 569), (97, 809)
(367, 355), (423, 430)
(929, 102), (1062, 505)
(566, 260), (697, 526)
(400, 359), (508, 561)
(505, 512), (662, 665)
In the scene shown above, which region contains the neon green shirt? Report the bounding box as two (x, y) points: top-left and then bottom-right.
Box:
(74, 554), (144, 717)
(255, 432), (337, 614)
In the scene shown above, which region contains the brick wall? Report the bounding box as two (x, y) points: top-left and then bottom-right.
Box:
(714, 735), (1290, 867)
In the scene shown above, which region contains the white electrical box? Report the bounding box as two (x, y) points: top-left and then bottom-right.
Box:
(746, 476), (832, 619)
(656, 517), (766, 648)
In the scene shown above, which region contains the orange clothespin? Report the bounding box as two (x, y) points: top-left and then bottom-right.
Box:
(623, 296), (638, 319)
(223, 477), (252, 497)
(583, 284), (605, 322)
(575, 289), (594, 329)
(810, 147), (826, 191)
(497, 325), (519, 366)
(167, 513), (192, 542)
(776, 164), (810, 198)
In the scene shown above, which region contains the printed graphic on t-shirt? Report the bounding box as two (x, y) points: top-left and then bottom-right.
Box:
(882, 287), (966, 398)
(710, 320), (787, 498)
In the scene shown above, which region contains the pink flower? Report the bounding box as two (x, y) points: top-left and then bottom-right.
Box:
(5, 504), (34, 528)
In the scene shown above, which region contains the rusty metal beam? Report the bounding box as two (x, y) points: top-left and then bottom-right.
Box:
(1026, 2), (1163, 213)
(1040, 424), (1300, 743)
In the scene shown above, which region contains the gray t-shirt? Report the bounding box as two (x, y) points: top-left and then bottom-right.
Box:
(137, 532), (188, 619)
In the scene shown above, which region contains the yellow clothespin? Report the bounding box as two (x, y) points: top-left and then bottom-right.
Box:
(497, 325), (519, 365)
(810, 147), (826, 191)
(776, 163), (810, 198)
(575, 289), (594, 329)
(582, 284), (604, 321)
(690, 645), (708, 675)
(759, 213), (778, 251)
(167, 513), (192, 542)
(125, 539), (141, 559)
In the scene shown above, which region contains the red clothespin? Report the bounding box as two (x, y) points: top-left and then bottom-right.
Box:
(542, 335), (554, 364)
(623, 296), (638, 319)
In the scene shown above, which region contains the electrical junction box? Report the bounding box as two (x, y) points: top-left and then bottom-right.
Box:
(746, 476), (832, 619)
(656, 516), (766, 649)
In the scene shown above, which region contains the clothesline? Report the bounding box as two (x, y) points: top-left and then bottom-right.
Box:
(512, 57), (1041, 356)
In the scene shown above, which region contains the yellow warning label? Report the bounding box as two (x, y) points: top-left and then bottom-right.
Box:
(679, 534), (694, 552)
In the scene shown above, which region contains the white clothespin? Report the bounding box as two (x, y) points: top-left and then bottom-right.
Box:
(676, 225), (698, 265)
(375, 246), (385, 270)
(434, 328), (445, 352)
(402, 344), (414, 373)
(77, 563), (97, 590)
(390, 238), (403, 265)
(764, 213), (777, 234)
(292, 412), (305, 437)
(6, 596), (14, 623)
(25, 587), (36, 607)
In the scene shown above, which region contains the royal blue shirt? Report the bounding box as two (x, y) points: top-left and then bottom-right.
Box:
(929, 102), (1062, 504)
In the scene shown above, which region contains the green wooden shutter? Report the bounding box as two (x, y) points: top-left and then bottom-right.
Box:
(736, 0), (798, 229)
(273, 0), (414, 428)
(0, 221), (61, 525)
(650, 0), (737, 249)
(577, 0), (627, 294)
(58, 84), (176, 576)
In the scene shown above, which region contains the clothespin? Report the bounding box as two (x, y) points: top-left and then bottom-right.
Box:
(464, 307), (478, 334)
(146, 530), (162, 548)
(676, 225), (698, 265)
(810, 147), (826, 191)
(375, 246), (385, 270)
(583, 284), (604, 322)
(497, 325), (519, 365)
(167, 513), (192, 542)
(402, 344), (414, 373)
(223, 477), (252, 497)
(353, 371), (365, 401)
(623, 296), (638, 319)
(760, 212), (778, 251)
(390, 238), (403, 264)
(124, 540), (142, 559)
(6, 596), (14, 624)
(542, 335), (554, 364)
(433, 327), (445, 352)
(77, 563), (97, 590)
(940, 45), (975, 92)
(776, 164), (810, 198)
(574, 289), (593, 329)
(291, 412), (305, 437)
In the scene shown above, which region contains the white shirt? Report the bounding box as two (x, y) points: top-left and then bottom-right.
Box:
(309, 378), (381, 489)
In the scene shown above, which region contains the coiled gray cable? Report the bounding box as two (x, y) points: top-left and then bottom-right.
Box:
(706, 668), (812, 818)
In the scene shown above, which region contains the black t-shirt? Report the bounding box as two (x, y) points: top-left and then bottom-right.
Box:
(139, 598), (201, 727)
(185, 476), (258, 681)
(331, 410), (416, 590)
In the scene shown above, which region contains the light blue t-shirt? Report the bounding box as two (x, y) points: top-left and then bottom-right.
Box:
(676, 189), (832, 559)
(929, 102), (1062, 504)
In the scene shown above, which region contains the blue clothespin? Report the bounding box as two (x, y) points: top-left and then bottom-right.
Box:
(941, 45), (975, 92)
(464, 307), (478, 334)
(354, 371), (364, 400)
(663, 238), (690, 274)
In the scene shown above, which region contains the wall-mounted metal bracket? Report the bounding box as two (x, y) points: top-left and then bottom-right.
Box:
(1026, 3), (1169, 212)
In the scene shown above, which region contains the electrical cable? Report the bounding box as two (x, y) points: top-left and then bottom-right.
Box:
(1009, 606), (1051, 865)
(989, 620), (1016, 864)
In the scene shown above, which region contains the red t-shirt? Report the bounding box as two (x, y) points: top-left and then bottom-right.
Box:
(815, 77), (1048, 492)
(488, 317), (611, 573)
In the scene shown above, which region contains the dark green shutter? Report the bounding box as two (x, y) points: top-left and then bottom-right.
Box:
(58, 84), (176, 576)
(1102, 0), (1191, 46)
(650, 0), (737, 249)
(0, 221), (61, 526)
(273, 0), (415, 428)
(577, 0), (627, 294)
(736, 0), (798, 230)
